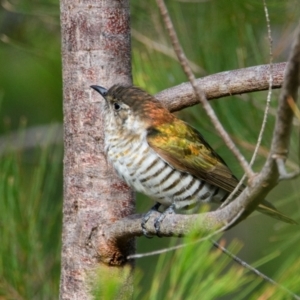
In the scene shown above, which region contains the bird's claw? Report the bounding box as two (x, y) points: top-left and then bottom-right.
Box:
(141, 202), (161, 238)
(154, 218), (163, 238)
(141, 203), (176, 237)
(153, 204), (175, 237)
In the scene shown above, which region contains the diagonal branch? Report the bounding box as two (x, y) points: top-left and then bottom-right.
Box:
(156, 0), (254, 178)
(221, 0), (275, 208)
(271, 31), (300, 160)
(233, 21), (300, 222)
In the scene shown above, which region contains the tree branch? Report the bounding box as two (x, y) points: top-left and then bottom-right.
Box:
(271, 33), (300, 160)
(156, 62), (286, 112)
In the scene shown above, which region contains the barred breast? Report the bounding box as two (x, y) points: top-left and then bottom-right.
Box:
(105, 133), (228, 210)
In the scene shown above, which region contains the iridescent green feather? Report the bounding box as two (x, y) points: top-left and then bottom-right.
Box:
(147, 118), (239, 193)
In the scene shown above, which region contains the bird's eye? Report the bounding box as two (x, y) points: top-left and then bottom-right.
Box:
(113, 102), (121, 111)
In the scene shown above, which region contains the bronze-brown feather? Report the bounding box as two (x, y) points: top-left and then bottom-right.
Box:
(147, 118), (241, 193)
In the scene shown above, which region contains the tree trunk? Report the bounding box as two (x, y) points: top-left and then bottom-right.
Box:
(59, 1), (134, 299)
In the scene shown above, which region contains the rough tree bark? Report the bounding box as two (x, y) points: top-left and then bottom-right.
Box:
(59, 1), (134, 299)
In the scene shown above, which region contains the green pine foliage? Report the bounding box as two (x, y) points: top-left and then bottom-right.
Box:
(0, 144), (62, 299)
(135, 236), (256, 300)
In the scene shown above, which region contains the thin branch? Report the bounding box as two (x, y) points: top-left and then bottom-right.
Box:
(211, 240), (300, 300)
(127, 235), (216, 259)
(277, 158), (300, 180)
(128, 236), (300, 299)
(230, 22), (300, 222)
(222, 0), (274, 207)
(156, 0), (254, 178)
(251, 0), (273, 167)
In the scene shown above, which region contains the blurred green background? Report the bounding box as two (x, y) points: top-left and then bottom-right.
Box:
(1, 0), (300, 299)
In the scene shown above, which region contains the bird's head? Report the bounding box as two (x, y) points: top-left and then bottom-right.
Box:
(91, 84), (174, 135)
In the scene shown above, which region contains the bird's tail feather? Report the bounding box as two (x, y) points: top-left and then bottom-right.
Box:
(257, 200), (297, 225)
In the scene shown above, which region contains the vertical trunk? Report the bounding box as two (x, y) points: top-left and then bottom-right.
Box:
(59, 1), (134, 299)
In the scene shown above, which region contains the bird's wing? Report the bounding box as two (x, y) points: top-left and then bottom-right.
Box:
(147, 119), (297, 224)
(147, 119), (240, 193)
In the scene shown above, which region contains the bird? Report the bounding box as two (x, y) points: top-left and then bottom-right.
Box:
(91, 84), (297, 236)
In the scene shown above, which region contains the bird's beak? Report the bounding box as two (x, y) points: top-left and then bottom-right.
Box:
(90, 85), (108, 98)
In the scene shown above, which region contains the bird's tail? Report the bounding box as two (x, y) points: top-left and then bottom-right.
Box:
(257, 200), (297, 224)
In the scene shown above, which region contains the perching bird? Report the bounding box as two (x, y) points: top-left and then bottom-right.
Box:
(91, 84), (296, 235)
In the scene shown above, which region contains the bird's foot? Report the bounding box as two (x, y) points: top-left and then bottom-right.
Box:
(141, 202), (161, 238)
(154, 204), (176, 237)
